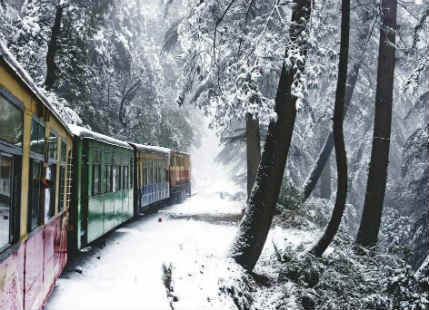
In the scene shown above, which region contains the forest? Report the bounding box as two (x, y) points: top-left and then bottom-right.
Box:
(0, 0), (428, 309)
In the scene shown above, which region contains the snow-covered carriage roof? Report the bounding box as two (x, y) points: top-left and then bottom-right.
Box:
(0, 41), (72, 135)
(68, 124), (132, 150)
(129, 143), (171, 155)
(170, 150), (191, 157)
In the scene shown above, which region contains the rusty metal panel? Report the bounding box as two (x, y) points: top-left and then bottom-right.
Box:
(43, 220), (57, 292)
(24, 230), (44, 310)
(0, 248), (24, 310)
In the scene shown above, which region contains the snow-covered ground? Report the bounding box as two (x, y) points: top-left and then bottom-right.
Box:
(47, 189), (241, 310)
(47, 185), (316, 310)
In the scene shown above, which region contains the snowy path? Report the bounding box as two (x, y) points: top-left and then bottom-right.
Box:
(46, 184), (243, 310)
(47, 185), (316, 310)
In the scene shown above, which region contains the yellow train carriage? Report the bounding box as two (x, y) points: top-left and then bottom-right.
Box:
(0, 42), (72, 310)
(130, 143), (170, 210)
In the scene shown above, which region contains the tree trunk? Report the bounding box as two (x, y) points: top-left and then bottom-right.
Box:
(45, 4), (63, 91)
(318, 130), (331, 199)
(310, 0), (350, 257)
(229, 0), (311, 272)
(119, 79), (141, 126)
(246, 113), (261, 198)
(318, 156), (331, 199)
(355, 0), (397, 248)
(302, 9), (374, 202)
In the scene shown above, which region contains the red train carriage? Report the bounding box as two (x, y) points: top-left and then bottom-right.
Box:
(0, 42), (73, 310)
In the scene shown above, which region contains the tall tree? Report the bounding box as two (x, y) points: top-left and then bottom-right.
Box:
(45, 3), (63, 90)
(310, 0), (350, 257)
(301, 5), (375, 202)
(229, 0), (312, 271)
(356, 0), (398, 248)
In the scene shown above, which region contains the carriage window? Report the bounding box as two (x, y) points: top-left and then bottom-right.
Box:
(92, 164), (101, 195)
(28, 159), (42, 232)
(61, 141), (67, 162)
(117, 166), (121, 190)
(124, 166), (129, 189)
(0, 95), (23, 146)
(156, 163), (161, 183)
(30, 120), (45, 154)
(130, 164), (133, 188)
(48, 131), (58, 160)
(0, 155), (12, 248)
(101, 164), (107, 193)
(44, 164), (56, 222)
(104, 165), (112, 193)
(136, 164), (140, 188)
(112, 166), (117, 192)
(121, 166), (124, 189)
(112, 166), (121, 192)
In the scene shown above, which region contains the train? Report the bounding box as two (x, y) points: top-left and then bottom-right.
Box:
(0, 42), (191, 309)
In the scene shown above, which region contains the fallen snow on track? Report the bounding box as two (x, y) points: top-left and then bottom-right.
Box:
(46, 181), (242, 310)
(47, 184), (316, 310)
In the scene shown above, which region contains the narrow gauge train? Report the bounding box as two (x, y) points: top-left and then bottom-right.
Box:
(0, 42), (73, 310)
(67, 126), (191, 252)
(0, 44), (191, 309)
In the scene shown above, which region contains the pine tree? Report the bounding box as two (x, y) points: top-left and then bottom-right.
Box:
(356, 0), (398, 248)
(229, 0), (312, 271)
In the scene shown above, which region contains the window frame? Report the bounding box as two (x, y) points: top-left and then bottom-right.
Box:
(27, 158), (43, 233)
(105, 165), (112, 193)
(92, 164), (101, 196)
(29, 117), (45, 159)
(47, 129), (58, 163)
(0, 87), (24, 153)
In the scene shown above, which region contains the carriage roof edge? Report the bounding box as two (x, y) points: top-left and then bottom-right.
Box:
(68, 124), (133, 150)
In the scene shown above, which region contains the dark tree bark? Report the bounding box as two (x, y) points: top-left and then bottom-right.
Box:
(302, 9), (374, 202)
(355, 0), (397, 248)
(318, 130), (331, 199)
(302, 61), (361, 201)
(310, 0), (350, 257)
(119, 79), (141, 126)
(45, 4), (64, 90)
(246, 113), (261, 198)
(318, 157), (331, 199)
(229, 0), (311, 272)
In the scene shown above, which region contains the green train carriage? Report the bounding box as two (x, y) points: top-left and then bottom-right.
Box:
(69, 125), (134, 251)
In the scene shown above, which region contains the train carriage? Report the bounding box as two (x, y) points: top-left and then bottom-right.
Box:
(169, 151), (191, 202)
(130, 143), (170, 212)
(0, 42), (193, 310)
(0, 42), (73, 310)
(69, 125), (134, 251)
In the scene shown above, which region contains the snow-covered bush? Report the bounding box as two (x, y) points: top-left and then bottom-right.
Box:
(275, 193), (334, 231)
(277, 182), (304, 212)
(272, 232), (429, 310)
